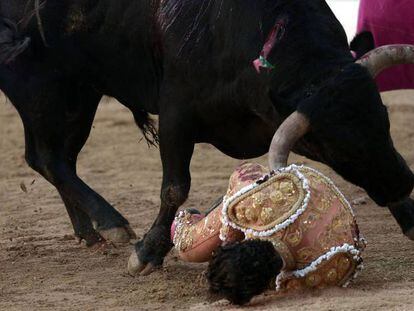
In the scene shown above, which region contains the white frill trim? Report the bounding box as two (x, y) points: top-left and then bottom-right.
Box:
(301, 165), (356, 217)
(275, 243), (364, 291)
(219, 226), (229, 242)
(220, 164), (311, 241)
(172, 210), (191, 251)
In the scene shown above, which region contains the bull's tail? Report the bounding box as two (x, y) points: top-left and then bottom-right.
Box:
(132, 110), (159, 148)
(0, 18), (31, 65)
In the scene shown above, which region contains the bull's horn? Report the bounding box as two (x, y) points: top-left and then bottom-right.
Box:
(268, 111), (310, 171)
(356, 44), (414, 78)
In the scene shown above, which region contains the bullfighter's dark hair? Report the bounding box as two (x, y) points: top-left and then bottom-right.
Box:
(207, 239), (283, 305)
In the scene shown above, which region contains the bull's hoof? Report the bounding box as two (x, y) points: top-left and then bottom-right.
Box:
(77, 230), (103, 247)
(128, 225), (173, 276)
(404, 227), (414, 241)
(99, 225), (137, 244)
(128, 251), (157, 276)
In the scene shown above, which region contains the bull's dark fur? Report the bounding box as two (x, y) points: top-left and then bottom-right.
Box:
(1, 0), (414, 274)
(350, 31), (375, 59)
(207, 240), (283, 305)
(0, 18), (30, 64)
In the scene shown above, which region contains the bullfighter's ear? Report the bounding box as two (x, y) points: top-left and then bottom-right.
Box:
(350, 31), (375, 59)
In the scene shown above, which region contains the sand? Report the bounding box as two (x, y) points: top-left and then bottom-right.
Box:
(1, 90), (414, 310)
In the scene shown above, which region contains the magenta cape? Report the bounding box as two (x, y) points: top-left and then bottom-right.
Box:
(357, 0), (414, 91)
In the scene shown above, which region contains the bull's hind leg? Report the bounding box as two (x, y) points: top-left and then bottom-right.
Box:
(56, 87), (104, 245)
(23, 87), (136, 244)
(128, 105), (194, 275)
(3, 71), (136, 245)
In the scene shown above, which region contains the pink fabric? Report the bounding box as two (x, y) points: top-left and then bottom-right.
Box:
(170, 219), (177, 241)
(253, 21), (285, 73)
(357, 0), (414, 91)
(171, 213), (203, 242)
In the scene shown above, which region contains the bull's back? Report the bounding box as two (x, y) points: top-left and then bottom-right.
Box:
(0, 0), (161, 114)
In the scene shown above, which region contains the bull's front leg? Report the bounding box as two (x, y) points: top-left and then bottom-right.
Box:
(128, 109), (194, 276)
(388, 198), (414, 240)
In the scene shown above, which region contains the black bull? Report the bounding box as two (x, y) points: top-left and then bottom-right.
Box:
(1, 0), (414, 274)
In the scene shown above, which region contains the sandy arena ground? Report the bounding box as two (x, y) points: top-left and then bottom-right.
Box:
(1, 91), (414, 310)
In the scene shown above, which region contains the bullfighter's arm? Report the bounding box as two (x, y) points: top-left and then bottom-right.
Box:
(171, 206), (243, 263)
(172, 162), (268, 262)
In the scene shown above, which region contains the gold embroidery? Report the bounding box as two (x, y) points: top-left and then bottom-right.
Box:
(252, 192), (265, 208)
(174, 213), (195, 252)
(332, 207), (354, 235)
(286, 227), (303, 247)
(337, 255), (358, 287)
(260, 207), (276, 225)
(317, 207), (354, 252)
(302, 212), (319, 231)
(305, 273), (322, 287)
(280, 181), (296, 196)
(223, 165), (362, 293)
(226, 173), (305, 231)
(195, 224), (204, 236)
(338, 256), (351, 272)
(300, 167), (356, 218)
(267, 236), (296, 270)
(315, 196), (333, 212)
(285, 279), (302, 291)
(317, 229), (335, 252)
(235, 204), (247, 222)
(278, 253), (358, 292)
(306, 171), (325, 187)
(270, 190), (286, 205)
(297, 246), (317, 263)
(326, 268), (338, 283)
(246, 200), (261, 222)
